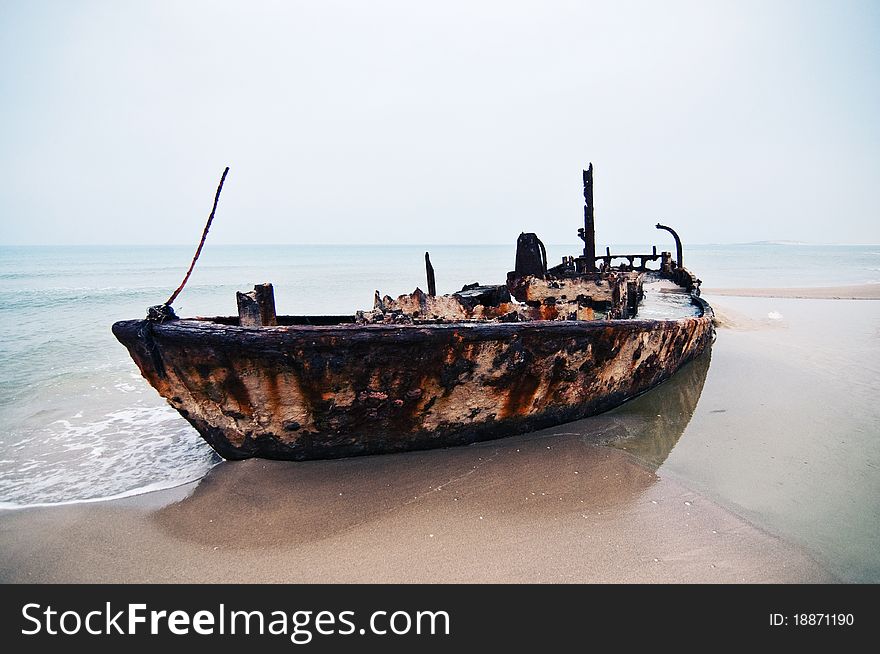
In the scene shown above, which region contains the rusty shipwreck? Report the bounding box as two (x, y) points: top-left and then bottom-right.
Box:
(113, 165), (715, 460)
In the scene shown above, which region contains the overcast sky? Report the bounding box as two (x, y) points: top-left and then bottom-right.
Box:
(1, 0), (878, 247)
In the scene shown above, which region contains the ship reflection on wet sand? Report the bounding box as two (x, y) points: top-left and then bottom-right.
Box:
(153, 351), (713, 550)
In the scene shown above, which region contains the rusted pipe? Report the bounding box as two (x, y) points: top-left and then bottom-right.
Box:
(656, 223), (683, 268)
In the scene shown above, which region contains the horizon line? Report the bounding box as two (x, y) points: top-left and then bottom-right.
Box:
(2, 241), (880, 248)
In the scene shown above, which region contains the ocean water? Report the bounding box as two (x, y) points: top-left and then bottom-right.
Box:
(0, 242), (878, 510)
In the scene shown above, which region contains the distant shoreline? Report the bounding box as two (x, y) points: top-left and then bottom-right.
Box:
(2, 242), (880, 248)
(703, 283), (880, 300)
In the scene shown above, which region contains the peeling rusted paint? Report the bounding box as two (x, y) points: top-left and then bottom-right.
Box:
(507, 270), (640, 320)
(112, 298), (714, 460)
(358, 285), (520, 323)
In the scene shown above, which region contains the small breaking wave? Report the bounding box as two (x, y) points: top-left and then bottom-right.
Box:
(0, 478), (203, 510)
(0, 404), (220, 508)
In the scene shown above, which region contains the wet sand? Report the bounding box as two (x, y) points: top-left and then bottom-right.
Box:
(670, 294), (880, 582)
(702, 283), (880, 300)
(0, 425), (830, 583)
(7, 286), (877, 584)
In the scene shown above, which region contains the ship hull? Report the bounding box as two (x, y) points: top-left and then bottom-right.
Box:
(112, 303), (714, 461)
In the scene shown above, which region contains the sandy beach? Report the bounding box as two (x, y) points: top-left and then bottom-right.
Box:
(0, 434), (830, 583)
(3, 285), (878, 584)
(702, 283), (880, 300)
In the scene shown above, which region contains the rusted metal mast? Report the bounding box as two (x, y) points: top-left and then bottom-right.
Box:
(579, 163), (596, 272)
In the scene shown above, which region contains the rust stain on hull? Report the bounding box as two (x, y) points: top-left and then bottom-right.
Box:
(112, 309), (715, 461)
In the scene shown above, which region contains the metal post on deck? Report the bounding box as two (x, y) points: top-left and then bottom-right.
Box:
(237, 283), (277, 327)
(579, 164), (597, 272)
(425, 252), (436, 297)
